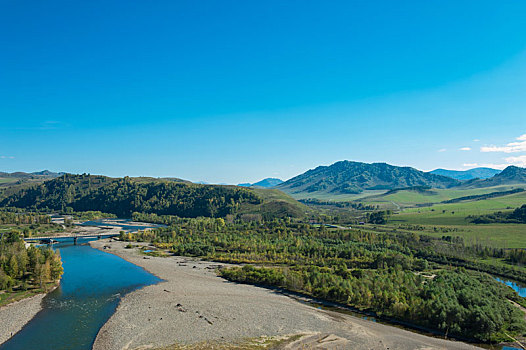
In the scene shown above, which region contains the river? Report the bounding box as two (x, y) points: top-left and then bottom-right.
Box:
(496, 277), (526, 298)
(2, 221), (524, 350)
(495, 278), (526, 350)
(0, 238), (161, 350)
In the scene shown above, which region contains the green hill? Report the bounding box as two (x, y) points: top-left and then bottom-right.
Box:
(0, 174), (306, 219)
(276, 161), (460, 197)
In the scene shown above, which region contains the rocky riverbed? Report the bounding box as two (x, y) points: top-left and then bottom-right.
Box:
(0, 294), (46, 345)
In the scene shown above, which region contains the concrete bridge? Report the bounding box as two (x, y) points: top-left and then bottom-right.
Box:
(24, 233), (120, 245)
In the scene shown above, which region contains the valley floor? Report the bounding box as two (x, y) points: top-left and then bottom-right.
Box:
(90, 240), (482, 350)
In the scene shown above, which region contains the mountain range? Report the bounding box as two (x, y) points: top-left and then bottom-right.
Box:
(3, 163), (526, 200)
(429, 167), (501, 180)
(276, 161), (526, 197)
(276, 161), (461, 195)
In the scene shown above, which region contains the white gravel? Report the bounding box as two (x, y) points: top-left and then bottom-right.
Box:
(90, 240), (482, 350)
(0, 293), (45, 345)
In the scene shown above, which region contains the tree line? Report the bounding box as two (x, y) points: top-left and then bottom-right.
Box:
(0, 211), (52, 225)
(468, 205), (526, 224)
(0, 209), (65, 237)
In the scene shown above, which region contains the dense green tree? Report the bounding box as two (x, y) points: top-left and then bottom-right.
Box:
(0, 231), (63, 298)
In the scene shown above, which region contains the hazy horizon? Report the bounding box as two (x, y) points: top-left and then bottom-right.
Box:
(0, 160), (510, 185)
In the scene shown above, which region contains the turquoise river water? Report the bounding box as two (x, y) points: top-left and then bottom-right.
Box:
(0, 239), (161, 350)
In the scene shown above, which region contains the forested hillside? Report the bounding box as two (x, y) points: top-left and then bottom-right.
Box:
(0, 174), (305, 219)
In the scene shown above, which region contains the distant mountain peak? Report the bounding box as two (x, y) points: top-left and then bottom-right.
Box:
(237, 178), (284, 188)
(429, 167), (501, 181)
(0, 170), (64, 178)
(31, 170), (65, 177)
(500, 165), (523, 175)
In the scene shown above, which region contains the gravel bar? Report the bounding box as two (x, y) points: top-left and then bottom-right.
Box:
(0, 293), (45, 345)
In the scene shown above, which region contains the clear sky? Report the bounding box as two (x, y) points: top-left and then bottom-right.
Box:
(1, 1), (526, 184)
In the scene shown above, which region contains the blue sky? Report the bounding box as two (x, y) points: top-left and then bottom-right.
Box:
(1, 1), (526, 183)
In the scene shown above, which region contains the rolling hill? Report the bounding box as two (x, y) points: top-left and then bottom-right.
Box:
(0, 170), (66, 190)
(276, 161), (461, 197)
(429, 167), (501, 180)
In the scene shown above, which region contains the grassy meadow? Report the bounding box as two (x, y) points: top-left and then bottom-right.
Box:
(0, 178), (18, 184)
(379, 188), (526, 248)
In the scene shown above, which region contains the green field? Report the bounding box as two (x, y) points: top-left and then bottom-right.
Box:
(361, 185), (524, 208)
(0, 178), (17, 184)
(384, 222), (525, 248)
(398, 190), (526, 217)
(381, 189), (526, 248)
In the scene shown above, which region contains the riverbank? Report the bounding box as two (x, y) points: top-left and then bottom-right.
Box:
(91, 240), (482, 350)
(0, 293), (46, 345)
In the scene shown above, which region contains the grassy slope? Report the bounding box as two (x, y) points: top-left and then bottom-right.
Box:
(287, 190), (386, 201)
(398, 189), (526, 217)
(287, 185), (524, 207)
(241, 188), (313, 217)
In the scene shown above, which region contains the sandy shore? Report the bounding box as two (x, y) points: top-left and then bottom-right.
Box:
(0, 293), (45, 345)
(90, 240), (482, 350)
